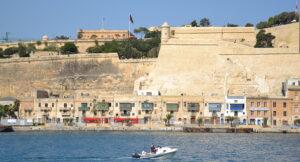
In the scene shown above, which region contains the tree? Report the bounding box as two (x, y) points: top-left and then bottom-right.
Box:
(197, 117), (203, 126)
(0, 48), (3, 58)
(43, 44), (59, 52)
(294, 119), (300, 126)
(60, 42), (78, 54)
(226, 116), (238, 127)
(254, 29), (275, 48)
(245, 23), (254, 27)
(164, 113), (173, 126)
(36, 40), (42, 46)
(3, 47), (18, 56)
(18, 43), (30, 57)
(0, 101), (19, 119)
(263, 118), (268, 127)
(190, 20), (198, 27)
(55, 35), (69, 40)
(227, 23), (239, 27)
(134, 27), (149, 38)
(200, 18), (210, 27)
(256, 21), (269, 29)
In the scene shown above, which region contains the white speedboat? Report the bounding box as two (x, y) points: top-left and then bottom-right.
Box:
(132, 146), (177, 159)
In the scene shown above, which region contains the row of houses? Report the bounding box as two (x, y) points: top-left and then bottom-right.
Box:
(2, 79), (300, 127)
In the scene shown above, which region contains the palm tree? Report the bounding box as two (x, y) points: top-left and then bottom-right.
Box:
(197, 117), (203, 126)
(165, 113), (173, 126)
(226, 116), (238, 127)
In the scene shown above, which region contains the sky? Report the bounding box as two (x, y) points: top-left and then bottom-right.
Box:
(0, 0), (298, 40)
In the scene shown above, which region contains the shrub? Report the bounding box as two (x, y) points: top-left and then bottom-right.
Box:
(60, 42), (78, 54)
(254, 30), (276, 48)
(3, 47), (19, 56)
(36, 40), (42, 46)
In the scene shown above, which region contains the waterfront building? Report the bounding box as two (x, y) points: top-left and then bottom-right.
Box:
(225, 96), (247, 124)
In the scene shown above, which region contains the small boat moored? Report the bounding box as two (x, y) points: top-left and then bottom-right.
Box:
(132, 146), (177, 159)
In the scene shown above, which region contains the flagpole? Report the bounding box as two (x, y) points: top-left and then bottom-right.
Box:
(128, 13), (131, 39)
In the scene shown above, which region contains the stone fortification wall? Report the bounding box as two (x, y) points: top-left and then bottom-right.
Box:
(0, 40), (104, 53)
(0, 53), (155, 99)
(171, 27), (256, 46)
(138, 23), (300, 101)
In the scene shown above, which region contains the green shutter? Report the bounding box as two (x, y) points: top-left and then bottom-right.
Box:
(96, 102), (109, 111)
(142, 102), (154, 110)
(166, 103), (179, 111)
(79, 103), (89, 111)
(120, 103), (133, 111)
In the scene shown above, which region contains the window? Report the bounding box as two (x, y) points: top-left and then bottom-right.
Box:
(283, 102), (287, 108)
(273, 111), (276, 116)
(257, 102), (260, 107)
(264, 111), (267, 116)
(52, 103), (55, 107)
(38, 103), (41, 107)
(257, 111), (261, 115)
(251, 102), (254, 107)
(283, 111), (287, 116)
(273, 102), (276, 107)
(71, 104), (73, 107)
(250, 111), (254, 115)
(45, 103), (48, 107)
(263, 102), (267, 107)
(115, 103), (118, 107)
(64, 103), (67, 108)
(273, 120), (277, 126)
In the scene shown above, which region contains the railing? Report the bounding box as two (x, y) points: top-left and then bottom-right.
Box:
(59, 107), (71, 111)
(40, 107), (51, 111)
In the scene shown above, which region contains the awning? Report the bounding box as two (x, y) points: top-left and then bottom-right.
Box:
(141, 102), (154, 110)
(209, 103), (222, 112)
(187, 103), (199, 111)
(166, 103), (179, 111)
(96, 102), (110, 111)
(119, 103), (133, 111)
(230, 104), (244, 111)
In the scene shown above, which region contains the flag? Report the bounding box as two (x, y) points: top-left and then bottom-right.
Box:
(129, 14), (134, 24)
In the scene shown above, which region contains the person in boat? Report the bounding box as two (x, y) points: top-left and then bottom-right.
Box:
(150, 145), (157, 153)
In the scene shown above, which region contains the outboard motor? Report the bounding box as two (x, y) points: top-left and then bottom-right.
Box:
(132, 153), (141, 158)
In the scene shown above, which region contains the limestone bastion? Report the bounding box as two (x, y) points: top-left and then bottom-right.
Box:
(0, 22), (299, 101)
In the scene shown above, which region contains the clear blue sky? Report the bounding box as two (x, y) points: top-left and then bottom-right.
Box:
(0, 0), (298, 40)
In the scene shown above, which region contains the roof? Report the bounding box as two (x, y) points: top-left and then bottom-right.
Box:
(0, 96), (17, 102)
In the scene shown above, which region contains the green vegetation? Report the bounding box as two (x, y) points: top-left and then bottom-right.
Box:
(0, 103), (19, 119)
(36, 40), (42, 46)
(199, 18), (210, 27)
(60, 42), (78, 54)
(226, 116), (238, 127)
(43, 44), (59, 52)
(190, 18), (211, 27)
(245, 23), (254, 27)
(87, 30), (160, 59)
(163, 113), (173, 126)
(18, 43), (31, 57)
(197, 117), (203, 126)
(0, 48), (3, 58)
(294, 119), (300, 126)
(55, 35), (69, 40)
(263, 118), (268, 127)
(3, 47), (18, 57)
(256, 11), (299, 29)
(227, 23), (239, 27)
(254, 29), (276, 48)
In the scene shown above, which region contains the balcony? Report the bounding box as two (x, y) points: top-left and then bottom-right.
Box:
(59, 107), (71, 111)
(95, 102), (110, 111)
(166, 103), (179, 112)
(40, 107), (51, 111)
(61, 111), (71, 116)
